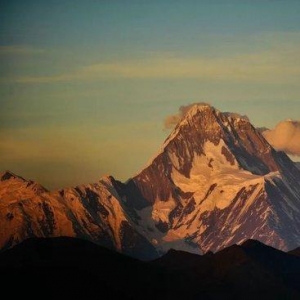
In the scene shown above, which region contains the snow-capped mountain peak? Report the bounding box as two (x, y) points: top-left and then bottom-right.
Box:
(1, 104), (300, 259)
(123, 104), (300, 253)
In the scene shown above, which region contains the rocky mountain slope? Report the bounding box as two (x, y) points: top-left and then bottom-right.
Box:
(117, 104), (300, 253)
(1, 103), (300, 257)
(0, 171), (156, 259)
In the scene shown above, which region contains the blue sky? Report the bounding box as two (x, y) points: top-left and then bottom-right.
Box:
(1, 0), (300, 189)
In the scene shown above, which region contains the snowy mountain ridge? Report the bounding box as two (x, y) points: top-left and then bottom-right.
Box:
(0, 171), (156, 259)
(1, 104), (300, 258)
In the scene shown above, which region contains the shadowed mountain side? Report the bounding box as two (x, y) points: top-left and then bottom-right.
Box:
(0, 237), (299, 300)
(289, 247), (300, 257)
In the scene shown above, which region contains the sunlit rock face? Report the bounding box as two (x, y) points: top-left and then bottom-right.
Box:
(0, 171), (157, 260)
(1, 104), (300, 258)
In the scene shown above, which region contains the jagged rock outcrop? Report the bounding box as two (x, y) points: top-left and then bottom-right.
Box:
(0, 171), (157, 259)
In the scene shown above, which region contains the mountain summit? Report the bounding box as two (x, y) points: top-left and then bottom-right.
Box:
(119, 104), (300, 253)
(1, 104), (300, 258)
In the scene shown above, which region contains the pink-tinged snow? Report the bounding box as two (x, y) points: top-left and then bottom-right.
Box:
(134, 134), (300, 253)
(0, 174), (131, 252)
(170, 141), (263, 211)
(2, 104), (300, 256)
(134, 140), (269, 253)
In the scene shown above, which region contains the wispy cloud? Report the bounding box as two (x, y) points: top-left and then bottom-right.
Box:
(0, 45), (45, 55)
(14, 49), (300, 84)
(3, 32), (299, 84)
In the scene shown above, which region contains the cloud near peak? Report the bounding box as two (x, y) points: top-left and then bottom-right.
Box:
(164, 102), (211, 129)
(262, 120), (300, 156)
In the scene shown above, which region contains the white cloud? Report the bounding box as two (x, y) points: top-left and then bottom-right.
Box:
(262, 120), (300, 156)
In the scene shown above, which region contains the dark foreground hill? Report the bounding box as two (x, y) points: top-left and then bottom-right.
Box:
(0, 237), (299, 300)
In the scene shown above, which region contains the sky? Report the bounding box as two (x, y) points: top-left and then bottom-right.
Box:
(1, 0), (300, 189)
